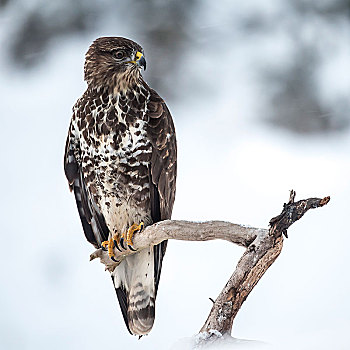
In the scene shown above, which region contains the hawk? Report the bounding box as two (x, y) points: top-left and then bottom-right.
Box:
(64, 37), (177, 336)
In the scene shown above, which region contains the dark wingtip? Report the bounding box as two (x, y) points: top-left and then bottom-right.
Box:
(115, 286), (133, 335)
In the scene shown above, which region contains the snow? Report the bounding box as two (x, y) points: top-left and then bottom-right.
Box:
(172, 334), (268, 350)
(1, 1), (350, 349)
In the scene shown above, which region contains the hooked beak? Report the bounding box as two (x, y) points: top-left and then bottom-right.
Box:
(135, 51), (146, 70)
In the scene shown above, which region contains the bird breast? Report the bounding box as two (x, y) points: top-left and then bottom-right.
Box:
(76, 87), (153, 233)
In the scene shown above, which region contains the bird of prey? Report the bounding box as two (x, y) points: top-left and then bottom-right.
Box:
(64, 37), (177, 336)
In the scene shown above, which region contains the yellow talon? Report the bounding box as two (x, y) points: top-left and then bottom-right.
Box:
(102, 223), (144, 255)
(123, 222), (144, 247)
(101, 233), (121, 259)
(101, 240), (109, 249)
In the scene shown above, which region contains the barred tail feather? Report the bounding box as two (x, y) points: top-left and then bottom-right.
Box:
(112, 247), (156, 336)
(127, 285), (155, 335)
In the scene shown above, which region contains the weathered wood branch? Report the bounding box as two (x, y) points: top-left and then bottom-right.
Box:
(90, 190), (330, 340)
(90, 220), (266, 271)
(198, 190), (330, 341)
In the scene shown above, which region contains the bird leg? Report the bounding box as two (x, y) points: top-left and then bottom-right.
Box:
(120, 222), (144, 251)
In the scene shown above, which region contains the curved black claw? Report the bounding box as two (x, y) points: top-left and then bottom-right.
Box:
(128, 245), (137, 251)
(111, 256), (118, 262)
(113, 240), (122, 252)
(119, 237), (126, 250)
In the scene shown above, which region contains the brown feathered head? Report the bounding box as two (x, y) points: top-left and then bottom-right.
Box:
(84, 37), (146, 92)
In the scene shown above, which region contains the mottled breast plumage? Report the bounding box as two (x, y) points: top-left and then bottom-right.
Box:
(70, 82), (154, 236)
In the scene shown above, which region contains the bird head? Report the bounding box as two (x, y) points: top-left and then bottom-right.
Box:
(84, 37), (146, 92)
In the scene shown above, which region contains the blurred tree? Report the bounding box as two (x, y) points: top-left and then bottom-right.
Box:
(9, 1), (93, 68)
(261, 0), (350, 133)
(267, 44), (349, 133)
(0, 0), (9, 8)
(4, 0), (197, 97)
(1, 0), (349, 133)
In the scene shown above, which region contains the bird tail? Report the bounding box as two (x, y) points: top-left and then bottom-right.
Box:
(127, 281), (155, 335)
(112, 247), (156, 336)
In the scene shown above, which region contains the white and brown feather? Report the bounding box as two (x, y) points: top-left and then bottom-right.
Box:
(64, 37), (176, 336)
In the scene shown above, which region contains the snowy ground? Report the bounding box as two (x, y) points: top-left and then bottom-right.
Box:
(1, 7), (350, 350)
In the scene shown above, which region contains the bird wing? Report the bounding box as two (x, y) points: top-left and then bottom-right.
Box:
(64, 122), (109, 248)
(147, 88), (177, 294)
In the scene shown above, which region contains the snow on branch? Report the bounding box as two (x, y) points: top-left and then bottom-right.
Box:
(90, 190), (330, 341)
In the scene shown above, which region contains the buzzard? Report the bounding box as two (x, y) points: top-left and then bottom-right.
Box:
(64, 37), (177, 336)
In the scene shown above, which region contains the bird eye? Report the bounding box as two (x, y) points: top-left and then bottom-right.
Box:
(112, 50), (124, 60)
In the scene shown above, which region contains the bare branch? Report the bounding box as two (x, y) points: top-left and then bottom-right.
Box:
(199, 191), (330, 340)
(89, 191), (330, 342)
(90, 220), (266, 271)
